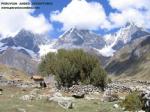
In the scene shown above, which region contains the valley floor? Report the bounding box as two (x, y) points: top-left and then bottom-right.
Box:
(0, 86), (123, 112)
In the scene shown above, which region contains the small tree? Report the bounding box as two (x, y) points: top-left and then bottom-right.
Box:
(39, 49), (107, 88)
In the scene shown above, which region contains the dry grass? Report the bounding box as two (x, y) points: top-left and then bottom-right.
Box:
(0, 64), (32, 82)
(0, 86), (124, 112)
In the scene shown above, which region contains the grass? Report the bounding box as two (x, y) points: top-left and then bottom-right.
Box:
(0, 86), (124, 112)
(0, 64), (31, 82)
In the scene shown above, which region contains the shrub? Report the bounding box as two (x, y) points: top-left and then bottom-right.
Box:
(121, 91), (143, 111)
(91, 64), (107, 90)
(107, 77), (112, 83)
(39, 49), (107, 88)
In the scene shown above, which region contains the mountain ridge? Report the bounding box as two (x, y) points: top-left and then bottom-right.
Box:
(0, 22), (149, 76)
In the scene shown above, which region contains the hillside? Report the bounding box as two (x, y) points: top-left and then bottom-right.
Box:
(105, 35), (150, 80)
(0, 48), (38, 74)
(0, 64), (31, 82)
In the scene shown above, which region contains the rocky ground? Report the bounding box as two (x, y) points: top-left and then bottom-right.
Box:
(0, 85), (123, 112)
(0, 79), (150, 112)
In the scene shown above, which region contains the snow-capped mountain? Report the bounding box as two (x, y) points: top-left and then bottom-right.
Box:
(53, 27), (106, 50)
(0, 29), (52, 74)
(51, 23), (149, 57)
(0, 22), (149, 74)
(1, 23), (147, 59)
(104, 22), (150, 51)
(0, 29), (52, 59)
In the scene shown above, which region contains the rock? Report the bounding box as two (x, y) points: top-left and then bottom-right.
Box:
(72, 92), (85, 98)
(119, 96), (125, 100)
(138, 110), (145, 112)
(40, 81), (47, 88)
(36, 95), (48, 100)
(0, 89), (2, 95)
(21, 89), (27, 92)
(113, 104), (119, 108)
(20, 95), (34, 101)
(49, 95), (73, 102)
(58, 100), (73, 109)
(140, 90), (150, 111)
(53, 92), (62, 97)
(68, 85), (101, 94)
(102, 89), (119, 102)
(30, 89), (40, 95)
(17, 108), (26, 112)
(49, 92), (74, 109)
(85, 95), (95, 100)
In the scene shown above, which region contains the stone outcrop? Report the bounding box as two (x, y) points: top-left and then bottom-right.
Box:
(49, 92), (74, 109)
(102, 89), (119, 102)
(106, 80), (150, 93)
(20, 89), (48, 101)
(140, 89), (150, 111)
(60, 85), (102, 95)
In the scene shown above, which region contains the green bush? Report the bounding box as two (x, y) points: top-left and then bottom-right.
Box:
(121, 91), (143, 111)
(107, 77), (112, 84)
(39, 49), (107, 88)
(91, 64), (107, 90)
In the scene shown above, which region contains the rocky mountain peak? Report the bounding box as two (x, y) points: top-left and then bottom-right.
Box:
(104, 22), (149, 51)
(54, 27), (105, 49)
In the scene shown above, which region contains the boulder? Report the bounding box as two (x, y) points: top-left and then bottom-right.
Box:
(17, 108), (26, 112)
(0, 91), (2, 95)
(102, 89), (119, 102)
(0, 89), (2, 95)
(72, 92), (85, 98)
(40, 81), (47, 88)
(141, 90), (150, 111)
(85, 95), (95, 100)
(58, 100), (73, 109)
(53, 92), (62, 97)
(113, 104), (119, 108)
(49, 92), (74, 109)
(20, 95), (34, 101)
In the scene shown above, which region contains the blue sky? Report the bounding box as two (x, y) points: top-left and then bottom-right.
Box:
(32, 0), (116, 38)
(32, 0), (113, 17)
(0, 0), (150, 38)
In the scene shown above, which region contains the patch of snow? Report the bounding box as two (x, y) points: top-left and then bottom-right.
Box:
(58, 28), (74, 39)
(39, 42), (57, 57)
(94, 46), (116, 57)
(76, 32), (84, 40)
(0, 42), (4, 47)
(70, 27), (76, 34)
(104, 22), (140, 49)
(0, 46), (8, 52)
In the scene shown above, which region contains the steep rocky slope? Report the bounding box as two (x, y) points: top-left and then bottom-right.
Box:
(0, 48), (38, 74)
(105, 35), (150, 80)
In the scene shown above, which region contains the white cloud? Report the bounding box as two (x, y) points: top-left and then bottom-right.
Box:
(108, 0), (150, 29)
(109, 0), (150, 11)
(0, 0), (53, 37)
(50, 0), (107, 31)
